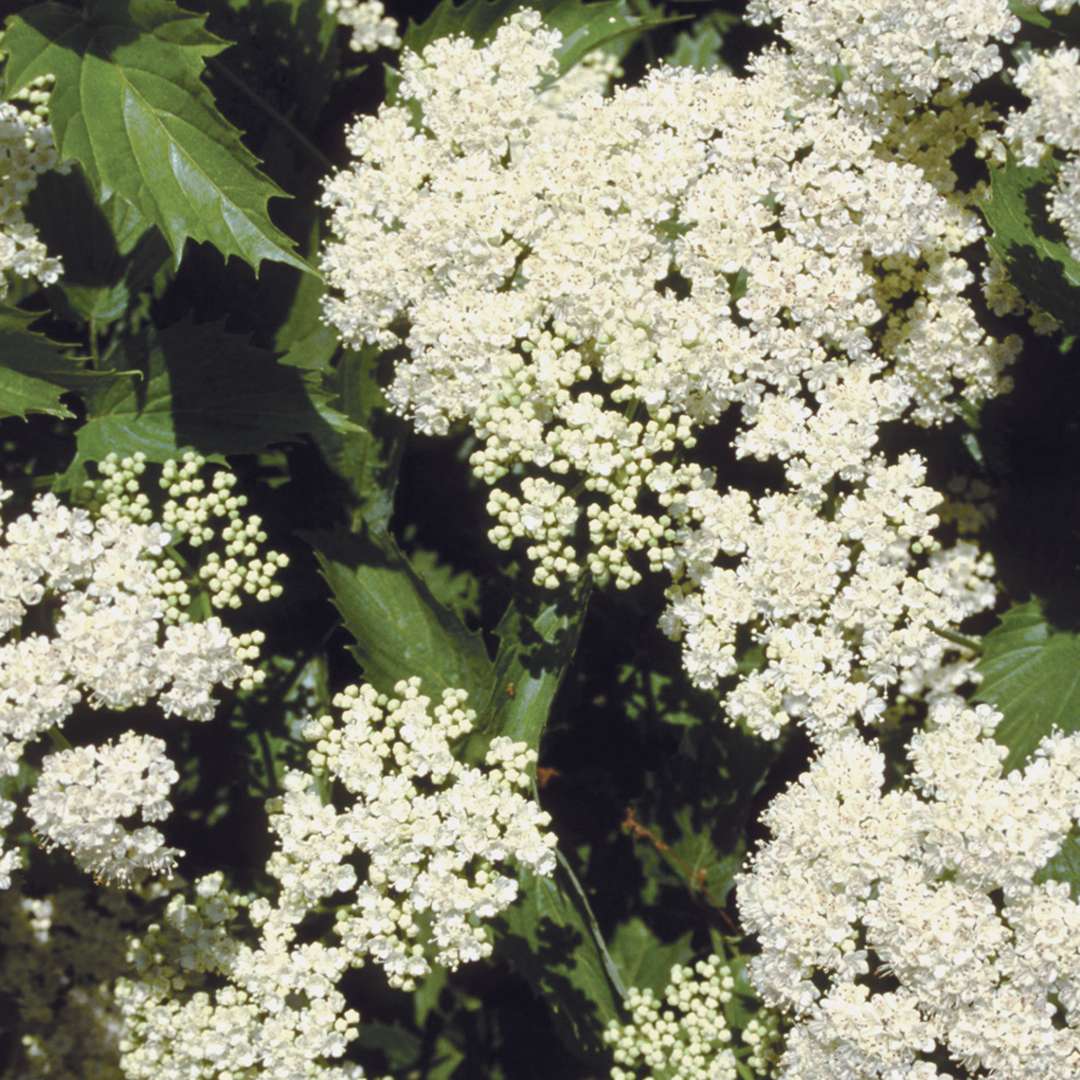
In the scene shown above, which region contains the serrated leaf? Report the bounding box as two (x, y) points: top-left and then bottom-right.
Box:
(974, 598), (1080, 770)
(483, 585), (621, 1065)
(390, 0), (675, 98)
(2, 0), (307, 275)
(408, 547), (482, 623)
(499, 856), (624, 1067)
(0, 304), (118, 420)
(308, 528), (493, 700)
(980, 153), (1080, 331)
(27, 169), (169, 324)
(667, 11), (736, 71)
(65, 317), (352, 471)
(608, 918), (694, 994)
(481, 587), (589, 749)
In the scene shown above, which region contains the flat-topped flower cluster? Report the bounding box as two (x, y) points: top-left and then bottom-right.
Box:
(114, 677), (555, 1077)
(737, 698), (1080, 1079)
(320, 7), (1029, 743)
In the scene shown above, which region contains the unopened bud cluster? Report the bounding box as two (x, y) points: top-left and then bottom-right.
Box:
(605, 954), (779, 1079)
(92, 451), (288, 620)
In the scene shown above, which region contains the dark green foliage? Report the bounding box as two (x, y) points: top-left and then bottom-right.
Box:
(980, 154), (1080, 332)
(3, 0), (307, 273)
(975, 599), (1080, 771)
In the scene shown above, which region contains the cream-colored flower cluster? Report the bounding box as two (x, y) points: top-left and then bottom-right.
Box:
(0, 460), (278, 887)
(604, 954), (780, 1079)
(114, 677), (554, 1076)
(321, 11), (1015, 743)
(1006, 44), (1080, 261)
(298, 677), (557, 989)
(28, 732), (179, 884)
(660, 455), (996, 741)
(0, 90), (63, 298)
(737, 698), (1080, 1079)
(325, 0), (399, 53)
(746, 0), (1019, 110)
(116, 873), (373, 1080)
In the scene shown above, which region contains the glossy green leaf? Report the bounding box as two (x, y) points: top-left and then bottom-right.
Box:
(0, 305), (116, 420)
(608, 917), (694, 995)
(2, 0), (307, 275)
(974, 599), (1080, 770)
(499, 856), (624, 1067)
(980, 153), (1080, 331)
(66, 317), (352, 472)
(481, 587), (589, 748)
(309, 528), (493, 700)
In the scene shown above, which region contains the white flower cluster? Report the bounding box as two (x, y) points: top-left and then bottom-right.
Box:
(321, 11), (1014, 742)
(737, 698), (1080, 1079)
(28, 733), (179, 884)
(114, 677), (555, 1077)
(660, 454), (996, 741)
(746, 0), (1019, 110)
(1006, 44), (1080, 261)
(299, 677), (557, 988)
(92, 451), (289, 619)
(604, 954), (780, 1079)
(0, 460), (277, 887)
(0, 89), (63, 297)
(116, 874), (373, 1080)
(326, 0), (400, 53)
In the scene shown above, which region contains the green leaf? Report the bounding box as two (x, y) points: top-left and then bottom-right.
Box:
(608, 917), (694, 995)
(499, 856), (624, 1067)
(482, 586), (622, 1065)
(27, 169), (169, 324)
(1035, 824), (1080, 898)
(2, 0), (307, 275)
(979, 153), (1080, 331)
(65, 317), (352, 472)
(390, 0), (675, 98)
(1009, 0), (1053, 27)
(974, 599), (1080, 770)
(308, 528), (493, 700)
(481, 587), (590, 749)
(407, 546), (482, 623)
(0, 304), (116, 420)
(666, 10), (736, 71)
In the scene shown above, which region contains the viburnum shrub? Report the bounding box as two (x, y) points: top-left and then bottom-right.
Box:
(0, 0), (1078, 1076)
